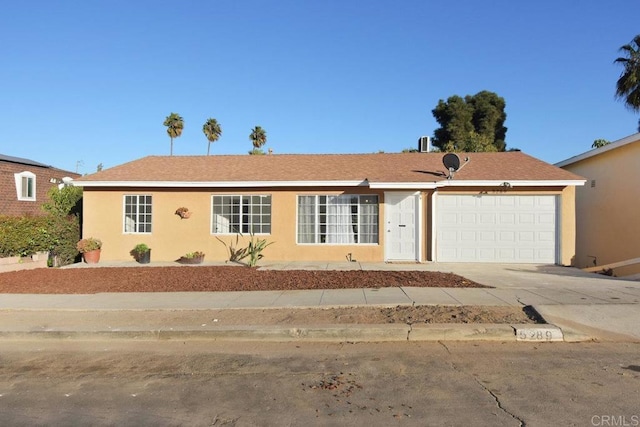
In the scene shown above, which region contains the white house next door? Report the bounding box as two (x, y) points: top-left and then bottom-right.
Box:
(385, 192), (420, 261)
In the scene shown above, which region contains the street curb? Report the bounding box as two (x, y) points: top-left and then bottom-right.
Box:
(0, 323), (573, 342)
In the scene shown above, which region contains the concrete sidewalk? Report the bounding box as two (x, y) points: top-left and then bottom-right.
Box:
(1, 262), (639, 342)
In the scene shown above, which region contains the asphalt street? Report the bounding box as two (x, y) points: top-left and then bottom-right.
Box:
(1, 340), (639, 426)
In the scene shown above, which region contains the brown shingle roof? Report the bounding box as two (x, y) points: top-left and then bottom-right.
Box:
(75, 152), (583, 185)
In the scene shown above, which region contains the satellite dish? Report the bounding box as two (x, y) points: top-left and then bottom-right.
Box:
(442, 153), (461, 171)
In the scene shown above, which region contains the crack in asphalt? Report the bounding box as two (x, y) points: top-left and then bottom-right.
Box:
(438, 341), (526, 426)
(471, 375), (526, 426)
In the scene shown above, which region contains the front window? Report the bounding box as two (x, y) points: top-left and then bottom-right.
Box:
(212, 195), (271, 234)
(124, 195), (152, 233)
(297, 195), (378, 244)
(14, 171), (36, 201)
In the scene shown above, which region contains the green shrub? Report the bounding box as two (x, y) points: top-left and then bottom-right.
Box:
(0, 185), (82, 266)
(42, 186), (83, 217)
(46, 215), (81, 266)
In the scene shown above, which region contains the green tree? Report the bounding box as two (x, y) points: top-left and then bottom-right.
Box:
(249, 126), (267, 155)
(442, 131), (498, 153)
(202, 118), (222, 155)
(432, 91), (507, 152)
(163, 112), (184, 155)
(592, 138), (611, 149)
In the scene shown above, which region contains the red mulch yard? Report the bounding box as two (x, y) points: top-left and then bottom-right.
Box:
(0, 266), (488, 294)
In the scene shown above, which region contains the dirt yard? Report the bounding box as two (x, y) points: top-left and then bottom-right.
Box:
(0, 266), (537, 324)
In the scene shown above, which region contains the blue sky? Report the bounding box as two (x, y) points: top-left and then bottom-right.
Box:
(2, 1), (638, 174)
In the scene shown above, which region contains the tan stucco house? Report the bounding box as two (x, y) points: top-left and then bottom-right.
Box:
(556, 132), (640, 276)
(74, 152), (584, 265)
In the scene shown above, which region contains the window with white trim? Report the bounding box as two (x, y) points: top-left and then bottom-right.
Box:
(124, 195), (152, 233)
(212, 195), (271, 234)
(14, 171), (36, 201)
(297, 195), (379, 244)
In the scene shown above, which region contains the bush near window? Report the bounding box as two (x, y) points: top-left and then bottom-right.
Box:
(0, 186), (82, 266)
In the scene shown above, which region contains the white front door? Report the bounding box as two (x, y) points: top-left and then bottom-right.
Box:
(385, 192), (420, 261)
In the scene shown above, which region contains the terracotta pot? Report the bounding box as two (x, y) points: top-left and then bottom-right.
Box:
(83, 249), (101, 264)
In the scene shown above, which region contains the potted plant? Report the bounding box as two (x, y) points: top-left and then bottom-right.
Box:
(77, 237), (102, 264)
(175, 207), (191, 219)
(177, 251), (205, 264)
(130, 243), (151, 264)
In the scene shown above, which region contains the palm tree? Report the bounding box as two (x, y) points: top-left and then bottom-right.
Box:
(615, 34), (640, 114)
(202, 118), (222, 155)
(163, 112), (184, 155)
(249, 126), (267, 154)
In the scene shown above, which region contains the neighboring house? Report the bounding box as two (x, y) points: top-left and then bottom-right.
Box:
(74, 152), (584, 264)
(0, 154), (79, 217)
(556, 133), (640, 276)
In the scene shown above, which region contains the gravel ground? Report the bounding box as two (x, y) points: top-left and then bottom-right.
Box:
(0, 266), (487, 294)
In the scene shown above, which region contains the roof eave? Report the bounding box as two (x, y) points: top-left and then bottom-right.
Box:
(368, 182), (438, 189)
(555, 132), (640, 167)
(74, 179), (585, 189)
(73, 180), (370, 188)
(436, 180), (586, 187)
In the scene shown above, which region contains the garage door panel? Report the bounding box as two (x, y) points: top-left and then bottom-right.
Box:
(437, 195), (557, 263)
(460, 231), (477, 242)
(500, 231), (516, 242)
(518, 213), (534, 224)
(518, 249), (535, 260)
(479, 213), (495, 224)
(498, 249), (516, 260)
(479, 248), (496, 259)
(518, 231), (534, 241)
(539, 213), (555, 224)
(480, 231), (495, 242)
(537, 197), (555, 207)
(461, 213), (476, 224)
(460, 248), (477, 258)
(441, 212), (458, 225)
(480, 197), (497, 207)
(538, 231), (555, 241)
(538, 249), (555, 259)
(518, 197), (535, 207)
(499, 213), (516, 224)
(499, 197), (515, 207)
(460, 197), (477, 207)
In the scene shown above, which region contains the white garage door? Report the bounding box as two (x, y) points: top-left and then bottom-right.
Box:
(436, 195), (557, 263)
